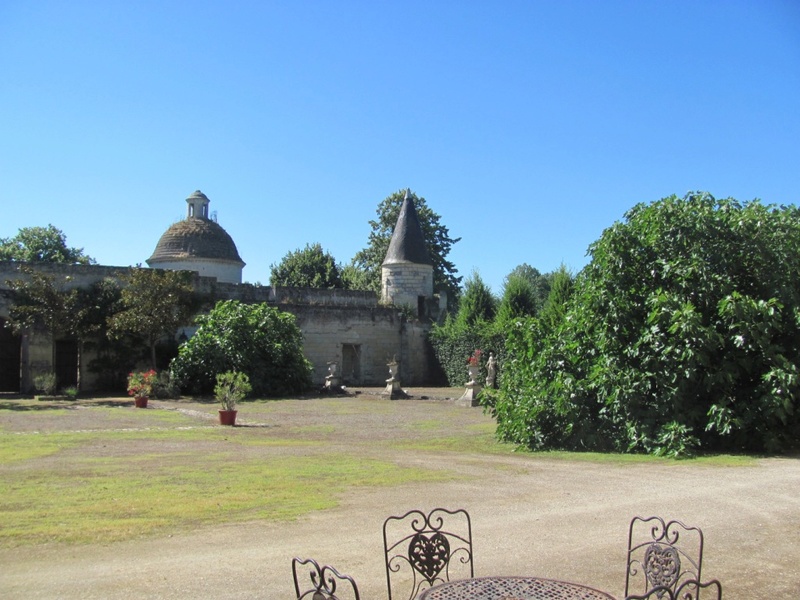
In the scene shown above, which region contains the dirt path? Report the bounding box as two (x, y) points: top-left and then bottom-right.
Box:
(1, 390), (798, 599)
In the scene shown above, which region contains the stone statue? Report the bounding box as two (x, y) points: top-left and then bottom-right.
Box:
(485, 352), (497, 388)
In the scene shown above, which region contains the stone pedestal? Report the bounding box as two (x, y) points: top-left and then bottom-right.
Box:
(323, 361), (343, 393)
(457, 366), (483, 407)
(381, 361), (409, 399)
(456, 381), (483, 407)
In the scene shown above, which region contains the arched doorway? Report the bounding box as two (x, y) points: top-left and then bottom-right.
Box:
(0, 318), (21, 392)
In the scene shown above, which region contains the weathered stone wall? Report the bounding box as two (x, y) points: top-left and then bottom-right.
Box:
(381, 263), (434, 308)
(0, 262), (434, 392)
(281, 304), (432, 386)
(146, 258), (243, 284)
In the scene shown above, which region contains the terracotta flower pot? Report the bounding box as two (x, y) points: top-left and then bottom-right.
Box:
(134, 396), (149, 408)
(219, 409), (237, 426)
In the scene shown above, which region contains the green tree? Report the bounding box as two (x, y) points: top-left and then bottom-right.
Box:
(170, 300), (312, 396)
(504, 263), (552, 313)
(497, 273), (538, 323)
(348, 189), (461, 301)
(456, 271), (497, 328)
(0, 225), (94, 264)
(270, 243), (343, 288)
(490, 192), (800, 456)
(108, 268), (195, 369)
(537, 265), (573, 333)
(5, 268), (77, 339)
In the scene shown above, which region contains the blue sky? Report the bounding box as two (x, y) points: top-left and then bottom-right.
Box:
(2, 1), (798, 294)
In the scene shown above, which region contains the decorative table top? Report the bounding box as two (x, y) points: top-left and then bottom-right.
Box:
(417, 576), (616, 600)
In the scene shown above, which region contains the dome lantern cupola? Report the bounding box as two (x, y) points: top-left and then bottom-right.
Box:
(186, 190), (210, 220)
(147, 190), (245, 284)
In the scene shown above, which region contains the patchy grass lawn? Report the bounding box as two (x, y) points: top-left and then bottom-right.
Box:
(0, 391), (753, 548)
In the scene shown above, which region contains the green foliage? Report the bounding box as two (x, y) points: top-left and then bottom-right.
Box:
(490, 192), (800, 456)
(538, 265), (574, 333)
(455, 271), (497, 328)
(0, 225), (94, 264)
(5, 267), (78, 338)
(170, 300), (312, 396)
(503, 263), (552, 313)
(497, 273), (538, 324)
(108, 268), (196, 369)
(348, 189), (461, 300)
(269, 243), (343, 288)
(215, 371), (252, 410)
(33, 373), (57, 395)
(429, 316), (505, 387)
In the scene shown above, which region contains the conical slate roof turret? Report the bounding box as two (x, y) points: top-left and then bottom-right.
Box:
(382, 190), (432, 266)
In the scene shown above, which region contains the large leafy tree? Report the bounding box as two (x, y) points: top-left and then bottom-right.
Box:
(348, 189), (461, 301)
(0, 225), (94, 264)
(490, 192), (800, 456)
(270, 243), (343, 288)
(108, 268), (196, 369)
(4, 268), (110, 389)
(5, 268), (77, 340)
(170, 300), (312, 396)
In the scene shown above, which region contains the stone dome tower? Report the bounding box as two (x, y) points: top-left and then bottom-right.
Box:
(381, 190), (434, 312)
(147, 190), (245, 284)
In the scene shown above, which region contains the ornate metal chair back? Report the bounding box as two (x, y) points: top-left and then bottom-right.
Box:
(292, 557), (361, 600)
(625, 585), (677, 600)
(674, 579), (723, 600)
(383, 507), (474, 600)
(624, 516), (704, 600)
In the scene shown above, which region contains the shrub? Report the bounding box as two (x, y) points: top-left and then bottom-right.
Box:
(491, 192), (800, 456)
(170, 300), (312, 397)
(33, 373), (57, 396)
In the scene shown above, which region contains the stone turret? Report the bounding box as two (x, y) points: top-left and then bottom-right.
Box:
(381, 190), (434, 313)
(147, 190), (245, 284)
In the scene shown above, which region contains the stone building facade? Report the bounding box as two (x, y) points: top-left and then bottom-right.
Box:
(0, 190), (442, 393)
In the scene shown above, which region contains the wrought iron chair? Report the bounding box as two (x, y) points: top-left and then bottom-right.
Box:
(624, 579), (723, 600)
(673, 579), (723, 600)
(625, 585), (678, 600)
(383, 508), (474, 600)
(291, 557), (361, 600)
(624, 516), (704, 600)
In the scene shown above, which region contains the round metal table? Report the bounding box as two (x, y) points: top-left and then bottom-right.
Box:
(417, 576), (616, 600)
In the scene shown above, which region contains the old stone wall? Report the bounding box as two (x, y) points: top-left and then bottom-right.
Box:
(281, 304), (432, 386)
(381, 263), (434, 308)
(0, 262), (434, 392)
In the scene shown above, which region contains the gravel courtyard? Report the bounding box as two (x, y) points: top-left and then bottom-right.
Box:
(1, 388), (798, 599)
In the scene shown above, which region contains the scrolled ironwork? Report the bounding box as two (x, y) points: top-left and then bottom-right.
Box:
(624, 516), (704, 599)
(383, 507), (474, 600)
(292, 557), (361, 600)
(674, 578), (723, 600)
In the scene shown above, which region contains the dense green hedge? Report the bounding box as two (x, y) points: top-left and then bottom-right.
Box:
(429, 319), (505, 387)
(487, 193), (800, 457)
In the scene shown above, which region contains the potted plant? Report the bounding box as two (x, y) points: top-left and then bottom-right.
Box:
(215, 371), (251, 426)
(467, 349), (482, 384)
(127, 369), (158, 408)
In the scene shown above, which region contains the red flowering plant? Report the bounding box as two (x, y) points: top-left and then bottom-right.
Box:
(467, 349), (482, 367)
(127, 369), (158, 399)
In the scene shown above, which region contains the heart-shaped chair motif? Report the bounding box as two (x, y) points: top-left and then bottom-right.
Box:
(643, 544), (681, 590)
(408, 532), (451, 582)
